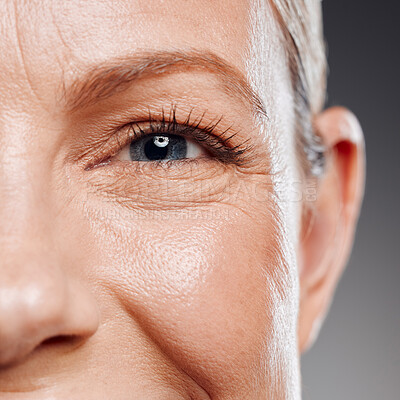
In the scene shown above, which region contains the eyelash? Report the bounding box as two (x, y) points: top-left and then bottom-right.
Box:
(87, 106), (252, 169)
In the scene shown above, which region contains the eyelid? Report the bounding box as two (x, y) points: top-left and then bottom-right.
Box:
(85, 107), (253, 170)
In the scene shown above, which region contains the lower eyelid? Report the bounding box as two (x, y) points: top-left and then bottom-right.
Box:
(87, 157), (225, 185)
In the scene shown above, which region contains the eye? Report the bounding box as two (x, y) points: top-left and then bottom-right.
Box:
(90, 107), (253, 169)
(115, 133), (207, 162)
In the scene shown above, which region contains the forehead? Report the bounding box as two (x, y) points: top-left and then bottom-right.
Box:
(0, 0), (262, 99)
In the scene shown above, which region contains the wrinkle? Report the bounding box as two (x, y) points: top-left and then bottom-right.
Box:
(100, 281), (212, 400)
(49, 2), (80, 97)
(12, 1), (45, 111)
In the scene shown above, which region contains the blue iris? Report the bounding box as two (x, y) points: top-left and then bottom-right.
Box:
(129, 134), (187, 161)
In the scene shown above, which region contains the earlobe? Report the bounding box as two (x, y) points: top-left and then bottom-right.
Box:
(297, 107), (365, 352)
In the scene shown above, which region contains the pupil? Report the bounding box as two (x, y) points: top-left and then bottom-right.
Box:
(144, 136), (169, 160)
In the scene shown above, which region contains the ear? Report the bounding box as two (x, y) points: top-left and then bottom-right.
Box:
(297, 107), (366, 352)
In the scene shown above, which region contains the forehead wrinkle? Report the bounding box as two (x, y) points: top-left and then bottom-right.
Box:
(60, 49), (268, 120)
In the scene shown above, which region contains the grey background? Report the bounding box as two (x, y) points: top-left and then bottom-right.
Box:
(301, 1), (400, 399)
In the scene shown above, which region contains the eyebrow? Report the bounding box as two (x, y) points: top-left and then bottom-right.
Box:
(61, 50), (267, 118)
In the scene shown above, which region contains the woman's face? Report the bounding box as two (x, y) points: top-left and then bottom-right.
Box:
(0, 0), (364, 399)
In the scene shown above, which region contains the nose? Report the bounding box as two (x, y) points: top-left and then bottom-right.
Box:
(0, 249), (99, 367)
(0, 118), (99, 368)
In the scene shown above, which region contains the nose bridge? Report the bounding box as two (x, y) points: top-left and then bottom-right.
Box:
(0, 142), (61, 306)
(0, 114), (58, 362)
(0, 107), (56, 237)
(0, 114), (99, 367)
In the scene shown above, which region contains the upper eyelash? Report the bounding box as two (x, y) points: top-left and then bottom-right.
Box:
(81, 105), (254, 171)
(120, 105), (253, 165)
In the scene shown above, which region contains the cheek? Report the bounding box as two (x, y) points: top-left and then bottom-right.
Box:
(82, 196), (299, 396)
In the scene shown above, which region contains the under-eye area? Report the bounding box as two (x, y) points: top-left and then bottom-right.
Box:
(81, 155), (272, 212)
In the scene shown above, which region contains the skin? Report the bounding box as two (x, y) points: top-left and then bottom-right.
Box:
(0, 0), (365, 399)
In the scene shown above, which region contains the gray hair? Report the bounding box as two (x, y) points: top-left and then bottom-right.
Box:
(272, 0), (327, 176)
